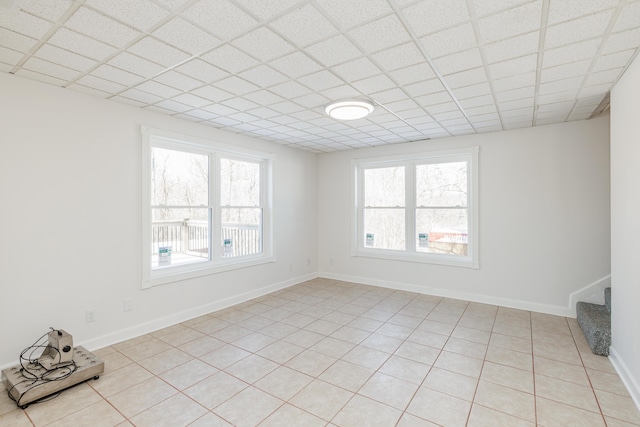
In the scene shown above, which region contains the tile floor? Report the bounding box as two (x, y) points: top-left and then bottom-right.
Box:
(1, 278), (640, 426)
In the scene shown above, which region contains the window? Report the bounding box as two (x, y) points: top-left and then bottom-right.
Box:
(353, 147), (478, 268)
(142, 127), (274, 288)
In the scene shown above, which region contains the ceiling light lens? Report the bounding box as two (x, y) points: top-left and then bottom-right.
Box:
(325, 100), (374, 120)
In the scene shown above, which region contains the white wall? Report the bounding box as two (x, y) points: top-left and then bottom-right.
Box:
(610, 53), (640, 407)
(318, 116), (611, 315)
(0, 73), (318, 368)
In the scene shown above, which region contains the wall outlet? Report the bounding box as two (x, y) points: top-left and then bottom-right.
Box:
(123, 299), (133, 312)
(85, 308), (96, 323)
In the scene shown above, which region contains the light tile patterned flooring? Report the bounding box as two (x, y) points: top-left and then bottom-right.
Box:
(2, 278), (640, 426)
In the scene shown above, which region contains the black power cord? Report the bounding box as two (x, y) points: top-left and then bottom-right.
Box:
(6, 328), (78, 408)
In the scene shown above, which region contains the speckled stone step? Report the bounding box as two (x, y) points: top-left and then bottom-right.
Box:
(576, 287), (611, 356)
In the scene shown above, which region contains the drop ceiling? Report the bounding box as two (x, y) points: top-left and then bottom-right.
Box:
(1, 0), (638, 153)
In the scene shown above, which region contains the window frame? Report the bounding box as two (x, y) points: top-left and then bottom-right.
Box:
(351, 146), (479, 269)
(141, 126), (275, 288)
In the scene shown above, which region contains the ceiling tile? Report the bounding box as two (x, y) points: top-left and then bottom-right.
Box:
(92, 64), (143, 86)
(85, 0), (170, 31)
(305, 34), (362, 66)
(68, 83), (111, 98)
(497, 97), (532, 110)
(451, 82), (491, 99)
(270, 101), (304, 114)
(0, 8), (52, 38)
(235, 0), (303, 20)
(540, 59), (591, 83)
(65, 7), (140, 48)
(15, 68), (66, 85)
(293, 92), (329, 108)
(348, 14), (411, 53)
(351, 73), (396, 94)
(76, 74), (127, 94)
(472, 0), (531, 17)
(202, 103), (239, 116)
(0, 27), (36, 52)
(443, 66), (488, 88)
(245, 107), (280, 119)
(211, 75), (259, 95)
(542, 39), (600, 68)
(478, 1), (542, 43)
(404, 78), (446, 97)
(592, 48), (636, 72)
(547, 0), (618, 26)
(314, 0), (393, 29)
(538, 76), (582, 95)
(484, 31), (539, 64)
(136, 80), (182, 98)
(118, 88), (163, 104)
(269, 80), (311, 98)
(613, 1), (640, 32)
(584, 67), (623, 86)
(415, 90), (455, 106)
(154, 70), (203, 91)
(172, 93), (213, 108)
(232, 27), (295, 62)
(154, 99), (192, 113)
(602, 27), (640, 54)
(544, 10), (613, 49)
(23, 1), (72, 22)
(459, 94), (495, 108)
(270, 4), (338, 46)
(174, 58), (228, 83)
(488, 54), (537, 79)
(372, 42), (424, 72)
(298, 70), (344, 90)
(403, 0), (470, 37)
(495, 86), (535, 102)
(333, 56), (381, 82)
(433, 48), (483, 75)
(389, 62), (436, 85)
(269, 51), (322, 78)
(48, 28), (116, 61)
(183, 0), (257, 40)
(320, 84), (362, 100)
(239, 64), (288, 88)
(201, 45), (259, 74)
(369, 87), (408, 103)
(537, 100), (574, 113)
(128, 36), (190, 68)
(152, 17), (220, 55)
(243, 90), (285, 105)
(108, 52), (164, 78)
(222, 97), (260, 111)
(34, 44), (97, 71)
(537, 91), (576, 104)
(465, 104), (498, 115)
(0, 45), (22, 65)
(492, 72), (536, 92)
(419, 23), (477, 59)
(22, 56), (79, 81)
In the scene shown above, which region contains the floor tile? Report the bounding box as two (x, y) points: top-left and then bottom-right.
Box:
(255, 366), (314, 401)
(129, 393), (207, 427)
(406, 387), (471, 427)
(534, 374), (600, 412)
(0, 409), (36, 427)
(259, 403), (326, 427)
(225, 354), (279, 383)
(341, 345), (391, 370)
(396, 413), (441, 426)
(45, 400), (125, 427)
(289, 379), (353, 421)
(25, 382), (102, 426)
(213, 386), (283, 427)
(423, 367), (478, 401)
(358, 372), (419, 410)
(480, 361), (534, 393)
(395, 340), (441, 365)
(257, 340), (305, 363)
(443, 337), (488, 359)
(484, 345), (533, 371)
(184, 371), (247, 409)
(159, 359), (218, 390)
(473, 380), (535, 422)
(332, 394), (402, 426)
(587, 367), (631, 395)
(198, 344), (251, 369)
(534, 356), (590, 386)
(232, 332), (278, 353)
(536, 396), (606, 426)
(434, 350), (484, 378)
(107, 377), (176, 418)
(309, 337), (355, 359)
(594, 388), (640, 425)
(137, 347), (193, 375)
(379, 355), (431, 385)
(318, 360), (374, 392)
(467, 403), (534, 426)
(89, 363), (154, 397)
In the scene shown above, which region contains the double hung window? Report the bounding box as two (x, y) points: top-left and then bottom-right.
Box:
(142, 127), (274, 287)
(353, 147), (478, 268)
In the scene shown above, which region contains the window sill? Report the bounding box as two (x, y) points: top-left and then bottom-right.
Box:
(143, 255), (276, 289)
(352, 249), (479, 269)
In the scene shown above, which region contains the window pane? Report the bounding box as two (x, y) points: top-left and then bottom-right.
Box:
(364, 166), (405, 207)
(416, 208), (468, 255)
(221, 208), (262, 257)
(220, 158), (260, 206)
(151, 208), (209, 269)
(416, 162), (467, 207)
(151, 147), (208, 206)
(363, 208), (405, 250)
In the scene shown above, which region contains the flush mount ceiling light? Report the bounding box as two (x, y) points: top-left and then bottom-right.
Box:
(325, 99), (375, 120)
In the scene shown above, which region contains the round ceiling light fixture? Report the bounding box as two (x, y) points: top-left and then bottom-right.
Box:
(325, 99), (375, 120)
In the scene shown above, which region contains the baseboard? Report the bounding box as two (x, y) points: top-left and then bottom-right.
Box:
(319, 271), (574, 317)
(568, 275), (611, 317)
(609, 346), (640, 412)
(75, 272), (318, 356)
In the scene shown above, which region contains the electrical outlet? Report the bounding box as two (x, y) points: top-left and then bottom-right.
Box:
(85, 308), (96, 323)
(123, 299), (133, 312)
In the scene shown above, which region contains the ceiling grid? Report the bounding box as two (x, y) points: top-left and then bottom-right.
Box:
(0, 0), (638, 152)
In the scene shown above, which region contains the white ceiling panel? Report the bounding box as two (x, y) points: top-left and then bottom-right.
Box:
(1, 0), (638, 152)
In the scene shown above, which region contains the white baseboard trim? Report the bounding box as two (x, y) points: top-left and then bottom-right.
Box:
(609, 346), (640, 412)
(319, 271), (574, 317)
(568, 275), (611, 317)
(76, 272), (318, 356)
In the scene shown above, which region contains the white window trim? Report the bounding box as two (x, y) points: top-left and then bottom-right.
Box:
(351, 146), (479, 269)
(141, 126), (275, 289)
